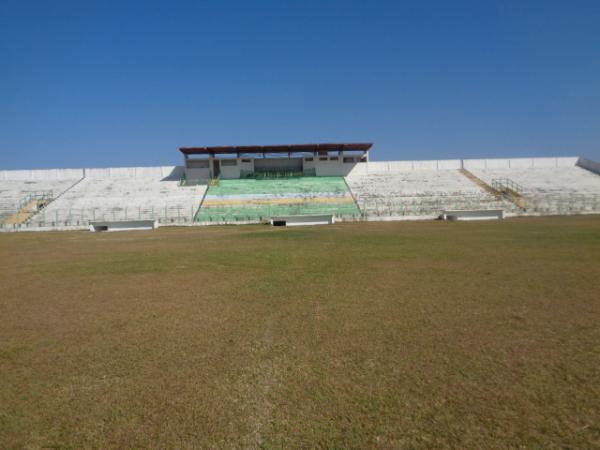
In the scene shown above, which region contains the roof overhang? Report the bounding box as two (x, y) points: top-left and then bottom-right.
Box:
(179, 142), (373, 156)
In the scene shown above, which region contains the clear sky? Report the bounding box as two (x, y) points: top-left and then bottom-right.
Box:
(1, 0), (599, 169)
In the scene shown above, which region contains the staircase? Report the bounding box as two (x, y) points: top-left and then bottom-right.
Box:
(3, 192), (54, 225)
(491, 178), (526, 208)
(459, 169), (526, 210)
(459, 169), (503, 198)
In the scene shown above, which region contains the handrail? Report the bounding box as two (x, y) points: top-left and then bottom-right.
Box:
(16, 190), (54, 211)
(491, 178), (524, 193)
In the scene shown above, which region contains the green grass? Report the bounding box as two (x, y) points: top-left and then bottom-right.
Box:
(1, 216), (600, 448)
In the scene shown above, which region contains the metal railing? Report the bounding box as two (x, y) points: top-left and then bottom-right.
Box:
(196, 212), (364, 224)
(3, 194), (600, 231)
(491, 178), (524, 193)
(249, 171), (306, 179)
(522, 193), (600, 215)
(16, 190), (54, 211)
(14, 205), (198, 228)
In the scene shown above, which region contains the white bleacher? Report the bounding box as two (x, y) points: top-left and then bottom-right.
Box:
(2, 157), (599, 230)
(470, 166), (600, 194)
(468, 166), (600, 215)
(0, 179), (81, 222)
(27, 167), (206, 227)
(346, 169), (512, 218)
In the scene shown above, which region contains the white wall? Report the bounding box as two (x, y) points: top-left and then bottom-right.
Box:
(0, 166), (184, 181)
(346, 159), (462, 176)
(219, 163), (241, 179)
(438, 160), (463, 169)
(556, 157), (580, 167)
(90, 220), (158, 232)
(314, 159), (358, 176)
(0, 168), (84, 180)
(186, 167), (211, 181)
(344, 157), (580, 177)
(1, 157), (584, 182)
(240, 159), (254, 174)
(271, 215), (334, 226)
(387, 161), (414, 171)
(85, 166), (181, 179)
(463, 157), (578, 170)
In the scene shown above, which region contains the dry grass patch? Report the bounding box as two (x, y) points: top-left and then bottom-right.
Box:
(1, 216), (600, 448)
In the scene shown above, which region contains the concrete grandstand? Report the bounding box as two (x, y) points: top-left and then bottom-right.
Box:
(1, 143), (599, 231)
(346, 168), (515, 220)
(196, 177), (359, 224)
(28, 167), (206, 228)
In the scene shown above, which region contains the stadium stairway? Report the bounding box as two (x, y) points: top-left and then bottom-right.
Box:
(459, 168), (502, 198)
(28, 176), (206, 228)
(459, 169), (526, 210)
(195, 176), (361, 223)
(0, 179), (82, 225)
(468, 166), (600, 216)
(345, 169), (516, 219)
(4, 197), (50, 225)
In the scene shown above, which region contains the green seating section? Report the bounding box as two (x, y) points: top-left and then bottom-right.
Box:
(196, 177), (360, 223)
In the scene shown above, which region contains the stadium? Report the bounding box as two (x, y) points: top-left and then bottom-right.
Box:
(0, 143), (600, 448)
(2, 143), (600, 231)
(3, 0), (600, 446)
(2, 145), (600, 447)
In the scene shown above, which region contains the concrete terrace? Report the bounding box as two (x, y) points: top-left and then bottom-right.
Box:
(32, 169), (206, 227)
(346, 169), (513, 218)
(0, 179), (82, 223)
(1, 156), (599, 230)
(196, 177), (360, 223)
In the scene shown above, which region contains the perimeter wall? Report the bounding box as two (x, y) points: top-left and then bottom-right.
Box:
(0, 157), (589, 180)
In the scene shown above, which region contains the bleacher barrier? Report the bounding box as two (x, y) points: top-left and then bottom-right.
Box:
(28, 205), (197, 226)
(2, 193), (600, 231)
(270, 215), (335, 226)
(442, 209), (504, 221)
(89, 220), (158, 232)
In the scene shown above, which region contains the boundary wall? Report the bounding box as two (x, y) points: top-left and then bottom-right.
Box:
(347, 157), (579, 176)
(462, 157), (578, 170)
(0, 168), (84, 180)
(0, 166), (184, 181)
(0, 158), (585, 180)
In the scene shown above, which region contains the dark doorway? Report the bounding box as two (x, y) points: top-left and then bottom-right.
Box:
(212, 160), (221, 178)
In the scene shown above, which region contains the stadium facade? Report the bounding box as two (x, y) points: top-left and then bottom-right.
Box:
(1, 143), (600, 231)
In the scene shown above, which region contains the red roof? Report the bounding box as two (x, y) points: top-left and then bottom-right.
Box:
(179, 142), (373, 155)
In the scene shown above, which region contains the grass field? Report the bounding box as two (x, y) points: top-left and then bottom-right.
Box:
(1, 216), (600, 448)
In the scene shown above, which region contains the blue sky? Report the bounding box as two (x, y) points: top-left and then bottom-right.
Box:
(1, 0), (599, 169)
